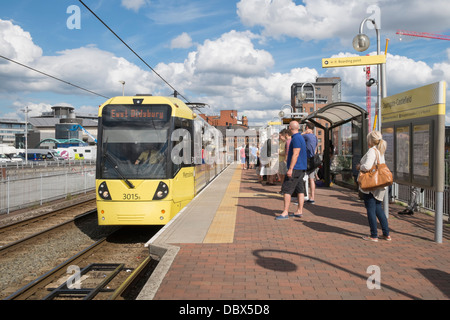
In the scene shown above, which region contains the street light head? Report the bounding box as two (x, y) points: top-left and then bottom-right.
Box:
(297, 92), (307, 101)
(353, 33), (370, 52)
(278, 110), (285, 118)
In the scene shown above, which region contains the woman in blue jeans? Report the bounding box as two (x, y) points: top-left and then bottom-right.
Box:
(357, 131), (391, 242)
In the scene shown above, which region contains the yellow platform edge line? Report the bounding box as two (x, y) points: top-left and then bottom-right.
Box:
(203, 167), (242, 244)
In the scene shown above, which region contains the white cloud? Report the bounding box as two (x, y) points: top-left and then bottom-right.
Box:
(12, 101), (52, 118)
(0, 20), (42, 64)
(0, 33), (160, 99)
(194, 31), (274, 77)
(237, 0), (368, 41)
(121, 0), (149, 12)
(171, 33), (194, 49)
(237, 0), (450, 41)
(1, 17), (449, 126)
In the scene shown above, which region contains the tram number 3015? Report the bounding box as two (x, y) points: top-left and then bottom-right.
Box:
(123, 193), (141, 200)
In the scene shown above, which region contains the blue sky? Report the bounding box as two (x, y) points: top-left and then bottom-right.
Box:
(0, 0), (449, 126)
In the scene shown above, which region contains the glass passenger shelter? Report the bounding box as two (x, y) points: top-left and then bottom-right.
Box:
(289, 102), (369, 187)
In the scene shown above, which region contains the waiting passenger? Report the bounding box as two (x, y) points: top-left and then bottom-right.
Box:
(276, 121), (308, 220)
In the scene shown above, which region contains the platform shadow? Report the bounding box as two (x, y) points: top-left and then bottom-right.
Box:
(416, 268), (450, 299)
(253, 249), (421, 299)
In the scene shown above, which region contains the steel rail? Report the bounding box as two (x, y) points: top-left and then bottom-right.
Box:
(109, 255), (152, 300)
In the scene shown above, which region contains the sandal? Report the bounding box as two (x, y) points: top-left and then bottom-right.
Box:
(362, 236), (378, 242)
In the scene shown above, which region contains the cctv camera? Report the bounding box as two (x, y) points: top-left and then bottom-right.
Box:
(366, 78), (378, 87)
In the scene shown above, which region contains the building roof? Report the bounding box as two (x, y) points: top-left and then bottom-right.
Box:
(29, 118), (98, 128)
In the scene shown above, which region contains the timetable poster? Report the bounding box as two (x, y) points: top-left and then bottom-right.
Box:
(396, 126), (410, 182)
(382, 127), (394, 171)
(412, 124), (432, 185)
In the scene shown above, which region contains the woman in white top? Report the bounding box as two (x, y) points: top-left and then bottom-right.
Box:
(356, 131), (391, 242)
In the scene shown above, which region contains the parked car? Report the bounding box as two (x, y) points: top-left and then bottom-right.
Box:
(10, 154), (24, 162)
(0, 154), (11, 163)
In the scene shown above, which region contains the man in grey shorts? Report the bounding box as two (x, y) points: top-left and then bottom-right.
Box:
(276, 121), (308, 220)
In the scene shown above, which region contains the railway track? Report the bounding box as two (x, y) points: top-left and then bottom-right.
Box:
(0, 201), (160, 300)
(0, 199), (97, 248)
(6, 228), (158, 300)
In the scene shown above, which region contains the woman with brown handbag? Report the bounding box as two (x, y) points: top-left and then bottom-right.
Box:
(356, 131), (391, 242)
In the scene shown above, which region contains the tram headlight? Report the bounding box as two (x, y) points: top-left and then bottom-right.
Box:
(153, 181), (169, 200)
(98, 182), (112, 200)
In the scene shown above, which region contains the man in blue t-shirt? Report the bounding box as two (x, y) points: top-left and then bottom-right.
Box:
(276, 121), (307, 220)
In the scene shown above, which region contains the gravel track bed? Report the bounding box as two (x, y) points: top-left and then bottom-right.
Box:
(0, 214), (118, 299)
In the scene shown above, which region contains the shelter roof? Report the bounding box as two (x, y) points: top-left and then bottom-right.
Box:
(303, 102), (367, 129)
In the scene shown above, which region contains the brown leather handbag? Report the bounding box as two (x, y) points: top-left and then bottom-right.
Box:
(358, 149), (393, 191)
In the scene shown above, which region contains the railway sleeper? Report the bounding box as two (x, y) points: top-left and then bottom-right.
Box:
(43, 263), (124, 300)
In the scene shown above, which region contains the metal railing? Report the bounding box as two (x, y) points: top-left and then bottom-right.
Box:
(0, 162), (96, 214)
(392, 159), (449, 216)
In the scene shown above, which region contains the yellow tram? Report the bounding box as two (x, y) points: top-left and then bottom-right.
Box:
(96, 95), (224, 225)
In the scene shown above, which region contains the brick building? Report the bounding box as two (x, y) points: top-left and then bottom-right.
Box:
(199, 110), (248, 128)
(291, 77), (342, 154)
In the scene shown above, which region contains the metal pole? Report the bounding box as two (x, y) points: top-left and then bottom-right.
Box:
(40, 173), (43, 205)
(376, 32), (382, 131)
(359, 18), (389, 218)
(24, 106), (29, 166)
(435, 192), (443, 243)
(378, 31), (390, 219)
(7, 176), (10, 214)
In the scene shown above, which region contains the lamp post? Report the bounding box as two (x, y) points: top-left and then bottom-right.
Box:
(298, 83), (317, 135)
(353, 17), (389, 217)
(21, 106), (30, 165)
(119, 81), (125, 96)
(352, 18), (387, 131)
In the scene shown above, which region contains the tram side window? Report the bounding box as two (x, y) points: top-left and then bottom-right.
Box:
(171, 118), (193, 177)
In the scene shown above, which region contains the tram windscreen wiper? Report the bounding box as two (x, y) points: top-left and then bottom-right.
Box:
(103, 151), (135, 189)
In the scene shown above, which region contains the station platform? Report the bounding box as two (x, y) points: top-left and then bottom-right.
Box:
(138, 164), (449, 300)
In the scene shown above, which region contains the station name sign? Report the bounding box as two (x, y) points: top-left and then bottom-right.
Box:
(322, 55), (386, 68)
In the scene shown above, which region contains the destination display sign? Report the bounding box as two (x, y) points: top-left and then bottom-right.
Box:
(103, 105), (171, 122)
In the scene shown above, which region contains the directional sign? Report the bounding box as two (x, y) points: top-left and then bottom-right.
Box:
(322, 55), (386, 68)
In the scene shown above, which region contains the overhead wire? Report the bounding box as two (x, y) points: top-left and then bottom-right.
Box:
(0, 54), (110, 99)
(78, 0), (191, 103)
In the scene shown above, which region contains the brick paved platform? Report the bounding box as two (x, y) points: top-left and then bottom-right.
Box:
(139, 164), (449, 300)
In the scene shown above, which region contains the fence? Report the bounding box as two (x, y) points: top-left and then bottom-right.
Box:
(0, 162), (96, 214)
(395, 184), (450, 216)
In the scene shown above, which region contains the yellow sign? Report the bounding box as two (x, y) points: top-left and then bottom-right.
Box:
(322, 55), (386, 68)
(381, 81), (447, 123)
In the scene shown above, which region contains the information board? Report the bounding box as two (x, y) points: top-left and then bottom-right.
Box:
(381, 81), (446, 191)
